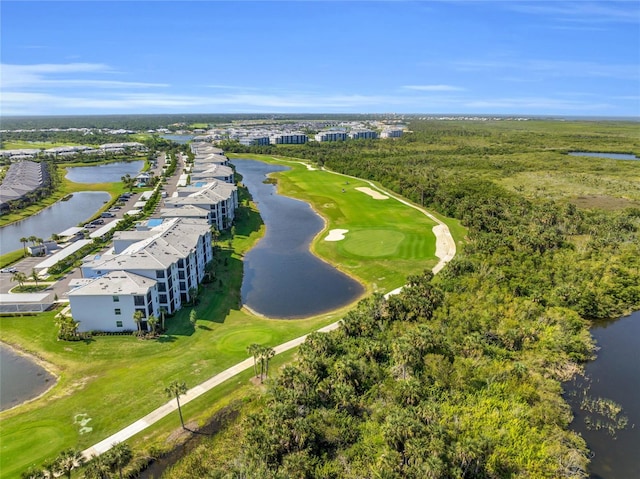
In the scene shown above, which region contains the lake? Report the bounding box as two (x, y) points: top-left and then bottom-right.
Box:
(0, 343), (55, 411)
(161, 134), (194, 144)
(233, 159), (364, 318)
(568, 152), (639, 161)
(566, 311), (640, 478)
(0, 191), (110, 254)
(65, 160), (144, 183)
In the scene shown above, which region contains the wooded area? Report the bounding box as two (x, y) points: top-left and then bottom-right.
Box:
(167, 119), (640, 478)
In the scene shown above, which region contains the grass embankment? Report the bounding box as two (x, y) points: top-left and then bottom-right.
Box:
(231, 154), (464, 293)
(0, 166), (124, 229)
(0, 160), (460, 478)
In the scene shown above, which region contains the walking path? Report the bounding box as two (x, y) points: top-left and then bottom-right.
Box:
(81, 161), (456, 460)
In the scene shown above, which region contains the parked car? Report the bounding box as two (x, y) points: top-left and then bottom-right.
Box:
(0, 267), (18, 273)
(109, 206), (121, 211)
(84, 223), (96, 229)
(91, 219), (105, 225)
(101, 212), (116, 218)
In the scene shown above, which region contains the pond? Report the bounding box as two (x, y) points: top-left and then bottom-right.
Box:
(65, 160), (144, 183)
(565, 311), (640, 478)
(0, 191), (110, 254)
(568, 152), (639, 161)
(233, 159), (364, 318)
(0, 343), (55, 411)
(161, 134), (194, 144)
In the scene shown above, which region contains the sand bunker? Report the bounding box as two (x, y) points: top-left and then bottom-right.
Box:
(356, 187), (388, 200)
(325, 229), (349, 241)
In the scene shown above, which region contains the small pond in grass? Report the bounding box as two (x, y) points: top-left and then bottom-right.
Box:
(232, 159), (364, 318)
(565, 310), (640, 478)
(0, 343), (55, 411)
(568, 152), (639, 160)
(65, 160), (144, 183)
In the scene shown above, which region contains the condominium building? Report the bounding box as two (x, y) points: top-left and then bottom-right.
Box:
(315, 131), (348, 142)
(271, 133), (308, 144)
(78, 218), (213, 322)
(163, 181), (238, 231)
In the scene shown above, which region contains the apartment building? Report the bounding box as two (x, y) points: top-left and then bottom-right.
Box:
(76, 218), (213, 329)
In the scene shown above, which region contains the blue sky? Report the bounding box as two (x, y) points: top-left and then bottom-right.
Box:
(1, 1), (639, 117)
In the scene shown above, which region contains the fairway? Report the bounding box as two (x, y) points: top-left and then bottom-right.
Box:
(247, 155), (441, 292)
(0, 155), (453, 478)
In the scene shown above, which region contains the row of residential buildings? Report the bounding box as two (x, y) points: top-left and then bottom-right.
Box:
(0, 142), (147, 161)
(0, 160), (50, 211)
(189, 121), (406, 146)
(67, 143), (238, 332)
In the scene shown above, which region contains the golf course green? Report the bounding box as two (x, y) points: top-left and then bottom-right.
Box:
(0, 154), (459, 478)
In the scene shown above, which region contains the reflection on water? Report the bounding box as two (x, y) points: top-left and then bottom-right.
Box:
(0, 343), (55, 411)
(0, 191), (110, 254)
(233, 159), (364, 318)
(65, 160), (144, 183)
(566, 311), (640, 478)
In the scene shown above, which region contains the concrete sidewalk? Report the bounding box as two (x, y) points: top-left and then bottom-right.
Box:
(81, 321), (343, 460)
(80, 171), (455, 461)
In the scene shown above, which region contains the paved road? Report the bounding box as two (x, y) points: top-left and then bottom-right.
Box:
(79, 165), (456, 460)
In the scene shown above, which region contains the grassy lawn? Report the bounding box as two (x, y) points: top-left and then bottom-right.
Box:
(231, 153), (463, 292)
(0, 155), (462, 478)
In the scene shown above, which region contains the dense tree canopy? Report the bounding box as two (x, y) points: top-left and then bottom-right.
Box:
(122, 119), (640, 477)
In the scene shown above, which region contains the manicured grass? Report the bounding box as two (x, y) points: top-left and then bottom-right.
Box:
(0, 249), (26, 269)
(0, 155), (461, 478)
(2, 141), (81, 150)
(231, 154), (456, 293)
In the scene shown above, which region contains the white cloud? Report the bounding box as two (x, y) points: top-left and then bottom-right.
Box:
(402, 85), (466, 92)
(464, 97), (613, 111)
(507, 2), (640, 24)
(0, 63), (167, 89)
(453, 59), (638, 80)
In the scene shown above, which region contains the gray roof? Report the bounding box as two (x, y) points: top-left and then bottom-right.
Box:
(69, 271), (157, 296)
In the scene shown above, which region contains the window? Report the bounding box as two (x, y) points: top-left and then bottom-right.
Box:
(115, 309), (121, 315)
(116, 321), (123, 328)
(159, 294), (167, 303)
(112, 296), (119, 302)
(156, 270), (165, 279)
(134, 295), (145, 306)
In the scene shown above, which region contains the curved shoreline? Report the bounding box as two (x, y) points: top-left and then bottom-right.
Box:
(0, 340), (59, 414)
(80, 158), (458, 460)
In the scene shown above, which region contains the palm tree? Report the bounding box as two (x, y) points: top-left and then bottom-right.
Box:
(133, 310), (144, 336)
(19, 237), (28, 255)
(54, 448), (85, 479)
(106, 442), (132, 479)
(28, 235), (38, 246)
(159, 307), (167, 330)
(11, 271), (28, 287)
(247, 343), (261, 378)
(31, 268), (39, 287)
(83, 454), (111, 479)
(262, 346), (276, 382)
(165, 380), (188, 429)
(147, 314), (158, 335)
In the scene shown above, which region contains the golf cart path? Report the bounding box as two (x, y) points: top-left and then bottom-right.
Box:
(81, 163), (456, 460)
